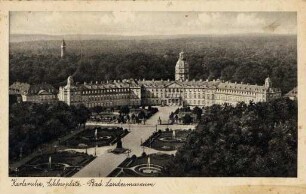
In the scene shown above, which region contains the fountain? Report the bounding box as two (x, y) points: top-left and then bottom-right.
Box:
(134, 156), (162, 175)
(159, 130), (182, 143)
(147, 157), (150, 169)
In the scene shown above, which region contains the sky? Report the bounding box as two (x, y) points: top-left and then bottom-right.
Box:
(10, 11), (297, 36)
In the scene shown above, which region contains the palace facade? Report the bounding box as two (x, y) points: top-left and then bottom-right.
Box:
(58, 51), (282, 108)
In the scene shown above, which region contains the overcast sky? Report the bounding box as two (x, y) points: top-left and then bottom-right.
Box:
(10, 11), (297, 36)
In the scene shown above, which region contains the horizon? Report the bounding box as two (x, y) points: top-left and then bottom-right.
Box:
(10, 32), (296, 43)
(10, 12), (297, 37)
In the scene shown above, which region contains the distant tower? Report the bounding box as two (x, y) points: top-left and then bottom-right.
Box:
(265, 77), (272, 89)
(175, 51), (189, 81)
(61, 39), (66, 58)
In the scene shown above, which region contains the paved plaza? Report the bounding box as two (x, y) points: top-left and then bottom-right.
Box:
(73, 106), (196, 177)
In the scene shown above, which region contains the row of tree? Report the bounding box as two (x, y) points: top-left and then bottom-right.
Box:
(164, 98), (297, 177)
(10, 35), (296, 94)
(9, 101), (90, 161)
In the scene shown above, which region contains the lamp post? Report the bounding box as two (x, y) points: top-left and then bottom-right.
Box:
(53, 145), (58, 153)
(94, 145), (97, 156)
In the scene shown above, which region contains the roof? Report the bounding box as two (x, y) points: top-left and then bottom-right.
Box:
(70, 79), (141, 91)
(285, 87), (297, 98)
(9, 82), (30, 94)
(137, 79), (220, 89)
(28, 83), (57, 95)
(10, 82), (57, 95)
(217, 82), (267, 92)
(59, 77), (281, 93)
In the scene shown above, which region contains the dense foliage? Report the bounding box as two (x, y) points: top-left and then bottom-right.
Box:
(9, 102), (90, 160)
(10, 35), (296, 93)
(165, 98), (297, 177)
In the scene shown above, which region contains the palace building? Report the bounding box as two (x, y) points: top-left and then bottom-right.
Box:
(58, 76), (142, 107)
(9, 82), (58, 103)
(58, 50), (281, 108)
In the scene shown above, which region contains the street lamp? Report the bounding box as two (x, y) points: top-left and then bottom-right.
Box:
(53, 145), (58, 153)
(94, 145), (97, 156)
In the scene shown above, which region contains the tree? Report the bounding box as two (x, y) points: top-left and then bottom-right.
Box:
(182, 114), (193, 124)
(192, 106), (203, 120)
(165, 98), (297, 177)
(119, 105), (130, 115)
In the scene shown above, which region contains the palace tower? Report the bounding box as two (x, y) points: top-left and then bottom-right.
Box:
(175, 51), (189, 81)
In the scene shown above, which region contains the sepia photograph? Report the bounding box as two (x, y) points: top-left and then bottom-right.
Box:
(8, 10), (297, 179)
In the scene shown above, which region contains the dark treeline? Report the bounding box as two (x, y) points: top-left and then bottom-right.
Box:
(10, 35), (296, 93)
(9, 102), (90, 161)
(164, 98), (297, 177)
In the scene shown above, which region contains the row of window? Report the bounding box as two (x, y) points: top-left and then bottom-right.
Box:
(85, 100), (140, 108)
(80, 88), (132, 94)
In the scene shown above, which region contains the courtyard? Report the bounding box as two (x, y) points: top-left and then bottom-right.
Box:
(73, 106), (196, 177)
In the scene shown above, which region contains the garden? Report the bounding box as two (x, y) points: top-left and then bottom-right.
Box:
(108, 153), (173, 177)
(142, 128), (192, 151)
(10, 151), (95, 177)
(61, 126), (129, 148)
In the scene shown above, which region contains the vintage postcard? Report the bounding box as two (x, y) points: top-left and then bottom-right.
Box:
(0, 0), (306, 194)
